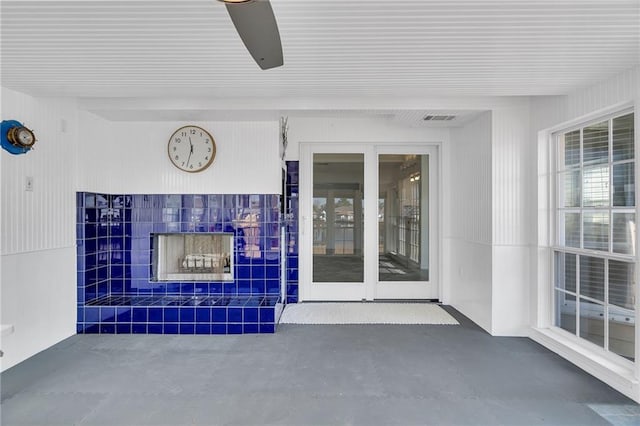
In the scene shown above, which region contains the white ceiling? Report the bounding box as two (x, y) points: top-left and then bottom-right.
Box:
(1, 0), (639, 123)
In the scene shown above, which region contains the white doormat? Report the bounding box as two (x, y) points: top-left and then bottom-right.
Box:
(279, 303), (459, 325)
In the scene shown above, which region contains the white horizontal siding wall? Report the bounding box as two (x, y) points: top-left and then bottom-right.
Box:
(78, 119), (280, 195)
(1, 87), (78, 371)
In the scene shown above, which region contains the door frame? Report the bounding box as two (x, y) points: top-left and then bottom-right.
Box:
(298, 142), (441, 302)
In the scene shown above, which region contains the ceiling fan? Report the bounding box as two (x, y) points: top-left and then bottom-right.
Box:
(218, 0), (283, 70)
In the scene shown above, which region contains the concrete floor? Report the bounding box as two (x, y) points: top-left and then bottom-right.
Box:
(1, 307), (638, 425)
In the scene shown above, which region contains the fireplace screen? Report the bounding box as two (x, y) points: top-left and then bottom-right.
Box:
(153, 233), (233, 281)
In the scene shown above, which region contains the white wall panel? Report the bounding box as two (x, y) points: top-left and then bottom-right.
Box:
(286, 116), (449, 160)
(447, 112), (492, 244)
(1, 87), (78, 371)
(444, 239), (493, 333)
(1, 87), (77, 254)
(567, 65), (640, 118)
(491, 245), (530, 336)
(492, 103), (532, 246)
(79, 120), (280, 195)
(1, 248), (76, 371)
(446, 112), (492, 331)
(77, 111), (113, 193)
(490, 103), (532, 335)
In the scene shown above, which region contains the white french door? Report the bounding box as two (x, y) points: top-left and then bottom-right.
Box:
(299, 143), (439, 301)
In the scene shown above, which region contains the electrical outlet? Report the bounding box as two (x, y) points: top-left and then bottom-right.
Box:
(25, 176), (34, 191)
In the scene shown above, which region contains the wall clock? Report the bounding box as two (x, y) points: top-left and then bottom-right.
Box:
(167, 125), (216, 173)
(1, 120), (36, 155)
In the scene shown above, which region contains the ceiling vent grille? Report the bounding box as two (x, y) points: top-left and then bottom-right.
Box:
(423, 115), (456, 121)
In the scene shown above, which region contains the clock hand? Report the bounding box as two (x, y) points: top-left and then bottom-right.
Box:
(187, 137), (193, 166)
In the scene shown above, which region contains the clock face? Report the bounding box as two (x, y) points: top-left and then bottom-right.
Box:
(17, 129), (35, 146)
(167, 125), (216, 172)
(7, 126), (35, 148)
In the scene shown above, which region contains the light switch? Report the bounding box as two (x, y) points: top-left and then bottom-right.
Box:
(25, 176), (34, 191)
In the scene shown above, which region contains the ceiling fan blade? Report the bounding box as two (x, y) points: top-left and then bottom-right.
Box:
(225, 0), (283, 70)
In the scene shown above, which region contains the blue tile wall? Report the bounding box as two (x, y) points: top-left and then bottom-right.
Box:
(77, 192), (283, 334)
(285, 161), (299, 303)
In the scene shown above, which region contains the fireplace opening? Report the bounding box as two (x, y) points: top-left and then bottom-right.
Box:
(152, 233), (234, 282)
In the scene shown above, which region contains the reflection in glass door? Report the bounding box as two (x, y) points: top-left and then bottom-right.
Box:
(313, 154), (364, 282)
(378, 154), (429, 282)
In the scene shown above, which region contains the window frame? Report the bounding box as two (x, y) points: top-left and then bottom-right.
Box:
(551, 106), (636, 365)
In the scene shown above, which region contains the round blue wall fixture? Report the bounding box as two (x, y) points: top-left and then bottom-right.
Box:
(1, 120), (32, 155)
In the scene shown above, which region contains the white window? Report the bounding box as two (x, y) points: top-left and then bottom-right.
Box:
(554, 110), (636, 361)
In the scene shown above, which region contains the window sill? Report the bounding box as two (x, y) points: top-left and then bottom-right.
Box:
(530, 327), (639, 402)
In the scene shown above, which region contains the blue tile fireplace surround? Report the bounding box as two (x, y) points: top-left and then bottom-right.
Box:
(76, 191), (289, 334)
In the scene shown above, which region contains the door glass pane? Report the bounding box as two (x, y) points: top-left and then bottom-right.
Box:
(378, 154), (428, 281)
(313, 154), (364, 282)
